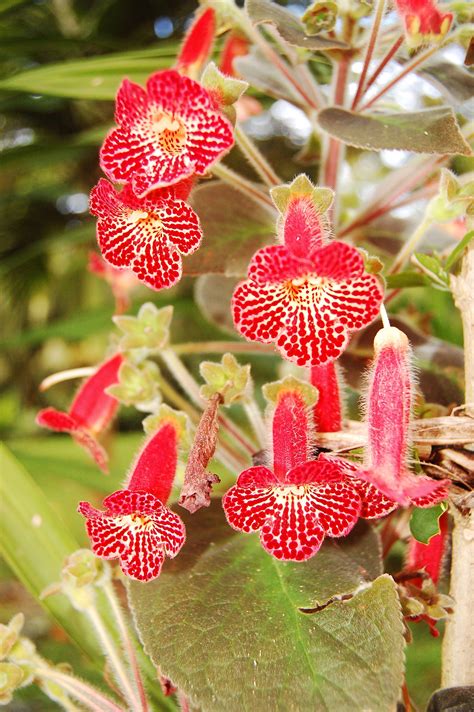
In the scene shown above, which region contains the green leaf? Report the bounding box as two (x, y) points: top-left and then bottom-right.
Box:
(246, 0), (347, 50)
(410, 504), (447, 544)
(445, 230), (474, 270)
(317, 107), (472, 155)
(385, 271), (431, 288)
(0, 46), (177, 100)
(129, 503), (405, 712)
(0, 444), (100, 659)
(185, 182), (275, 277)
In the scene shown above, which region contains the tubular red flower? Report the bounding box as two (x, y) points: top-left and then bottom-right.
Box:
(223, 389), (363, 560)
(232, 240), (383, 366)
(357, 327), (450, 507)
(78, 423), (185, 582)
(90, 179), (202, 291)
(220, 32), (250, 77)
(394, 0), (453, 48)
(36, 353), (123, 472)
(100, 69), (234, 197)
(176, 8), (216, 78)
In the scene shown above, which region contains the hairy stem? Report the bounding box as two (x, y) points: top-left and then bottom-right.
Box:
(388, 215), (432, 274)
(212, 163), (275, 210)
(351, 0), (386, 109)
(363, 35), (404, 95)
(234, 125), (280, 187)
(103, 582), (149, 712)
(85, 606), (139, 710)
(37, 666), (124, 712)
(442, 239), (474, 686)
(359, 43), (440, 111)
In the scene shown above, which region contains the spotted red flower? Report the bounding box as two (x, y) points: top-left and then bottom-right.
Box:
(100, 69), (234, 197)
(232, 240), (383, 367)
(90, 179), (202, 291)
(223, 383), (364, 560)
(357, 326), (450, 507)
(394, 0), (453, 48)
(78, 421), (186, 581)
(36, 353), (123, 472)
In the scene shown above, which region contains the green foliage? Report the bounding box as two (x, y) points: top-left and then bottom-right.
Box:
(410, 504), (447, 544)
(129, 503), (405, 712)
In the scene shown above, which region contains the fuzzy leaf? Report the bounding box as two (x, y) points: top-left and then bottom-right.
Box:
(317, 107), (472, 155)
(420, 61), (474, 107)
(185, 182), (275, 277)
(412, 253), (450, 290)
(446, 230), (474, 271)
(410, 504), (447, 544)
(129, 503), (404, 712)
(245, 0), (347, 50)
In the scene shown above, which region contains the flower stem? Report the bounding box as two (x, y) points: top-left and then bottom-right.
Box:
(85, 606), (140, 710)
(380, 303), (391, 329)
(40, 367), (95, 392)
(388, 215), (432, 274)
(363, 34), (404, 95)
(37, 666), (124, 712)
(102, 581), (149, 712)
(234, 125), (280, 187)
(359, 43), (440, 111)
(351, 0), (386, 110)
(211, 163), (275, 211)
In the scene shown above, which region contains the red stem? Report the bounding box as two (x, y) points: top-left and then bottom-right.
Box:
(363, 35), (404, 95)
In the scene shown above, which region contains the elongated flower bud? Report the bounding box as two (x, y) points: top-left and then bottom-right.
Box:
(176, 8), (216, 79)
(310, 362), (343, 432)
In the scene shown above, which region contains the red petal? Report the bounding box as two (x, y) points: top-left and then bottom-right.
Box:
(223, 467), (278, 533)
(220, 32), (250, 77)
(232, 279), (289, 344)
(260, 506), (325, 561)
(36, 407), (109, 472)
(247, 244), (310, 284)
(115, 78), (148, 127)
(353, 478), (398, 519)
(36, 407), (78, 433)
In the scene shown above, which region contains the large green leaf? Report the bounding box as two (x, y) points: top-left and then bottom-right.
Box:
(0, 444), (100, 658)
(246, 0), (346, 50)
(129, 502), (405, 712)
(0, 46), (177, 100)
(185, 182), (275, 277)
(318, 107), (471, 155)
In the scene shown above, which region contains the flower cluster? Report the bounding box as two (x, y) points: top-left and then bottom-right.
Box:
(90, 9), (237, 293)
(394, 0), (453, 49)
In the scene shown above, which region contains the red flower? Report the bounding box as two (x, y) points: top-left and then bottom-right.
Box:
(100, 69), (234, 197)
(176, 8), (216, 78)
(407, 511), (449, 585)
(223, 382), (367, 561)
(394, 0), (453, 48)
(36, 354), (123, 472)
(78, 421), (186, 581)
(223, 459), (362, 561)
(89, 179), (202, 291)
(232, 240), (383, 366)
(357, 326), (450, 506)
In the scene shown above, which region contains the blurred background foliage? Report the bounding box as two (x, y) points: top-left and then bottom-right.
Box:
(0, 0), (468, 709)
